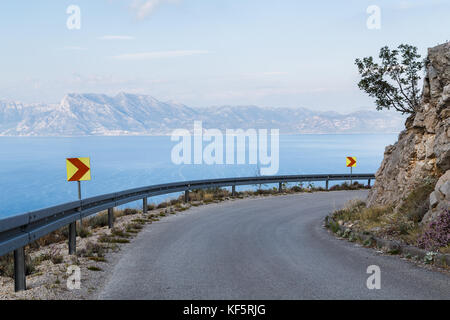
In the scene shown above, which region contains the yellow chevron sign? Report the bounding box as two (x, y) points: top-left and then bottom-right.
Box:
(66, 157), (91, 181)
(346, 157), (357, 167)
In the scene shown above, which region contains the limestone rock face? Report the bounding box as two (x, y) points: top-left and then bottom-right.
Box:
(367, 42), (450, 222)
(423, 170), (450, 223)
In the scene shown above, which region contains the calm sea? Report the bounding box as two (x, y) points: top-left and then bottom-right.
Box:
(0, 134), (397, 218)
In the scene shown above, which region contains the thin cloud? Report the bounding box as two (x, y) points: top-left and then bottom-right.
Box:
(99, 35), (135, 40)
(130, 0), (180, 20)
(112, 50), (209, 60)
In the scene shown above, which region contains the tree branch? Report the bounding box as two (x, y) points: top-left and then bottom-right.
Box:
(391, 71), (415, 112)
(384, 90), (412, 114)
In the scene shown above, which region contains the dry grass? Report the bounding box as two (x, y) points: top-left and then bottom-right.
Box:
(329, 181), (368, 191)
(87, 266), (102, 272)
(87, 212), (110, 229)
(331, 178), (441, 248)
(0, 253), (39, 278)
(203, 193), (214, 202)
(77, 241), (105, 259)
(398, 177), (437, 223)
(332, 198), (429, 247)
(188, 188), (230, 202)
(440, 246), (450, 254)
(156, 202), (169, 209)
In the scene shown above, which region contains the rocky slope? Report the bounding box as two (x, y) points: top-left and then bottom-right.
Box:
(367, 42), (450, 223)
(0, 93), (405, 136)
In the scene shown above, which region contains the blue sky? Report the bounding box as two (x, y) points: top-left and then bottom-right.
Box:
(0, 0), (449, 112)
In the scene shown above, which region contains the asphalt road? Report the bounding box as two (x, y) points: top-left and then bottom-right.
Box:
(98, 191), (450, 299)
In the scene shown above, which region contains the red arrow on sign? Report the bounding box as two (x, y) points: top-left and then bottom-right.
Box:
(67, 158), (90, 181)
(346, 157), (356, 167)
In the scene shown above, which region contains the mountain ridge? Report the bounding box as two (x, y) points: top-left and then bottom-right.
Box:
(0, 93), (406, 136)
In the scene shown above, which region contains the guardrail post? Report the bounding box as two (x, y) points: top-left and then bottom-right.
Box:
(143, 198), (148, 214)
(278, 182), (283, 193)
(232, 185), (236, 197)
(14, 247), (26, 292)
(184, 190), (189, 203)
(326, 179), (329, 190)
(108, 208), (114, 228)
(68, 222), (76, 255)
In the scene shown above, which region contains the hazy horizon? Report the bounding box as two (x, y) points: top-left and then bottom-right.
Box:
(0, 91), (410, 116)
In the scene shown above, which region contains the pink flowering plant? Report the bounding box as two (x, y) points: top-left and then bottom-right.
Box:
(417, 209), (450, 251)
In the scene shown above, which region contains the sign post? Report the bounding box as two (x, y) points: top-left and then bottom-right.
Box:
(346, 156), (356, 185)
(66, 157), (91, 255)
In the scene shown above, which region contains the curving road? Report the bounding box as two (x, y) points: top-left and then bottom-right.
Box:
(98, 191), (450, 299)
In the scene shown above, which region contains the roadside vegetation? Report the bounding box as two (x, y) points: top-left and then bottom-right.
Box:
(328, 179), (450, 255)
(0, 181), (368, 279)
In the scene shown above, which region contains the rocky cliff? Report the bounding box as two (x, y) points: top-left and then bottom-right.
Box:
(367, 42), (450, 223)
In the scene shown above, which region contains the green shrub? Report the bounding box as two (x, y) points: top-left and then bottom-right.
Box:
(31, 227), (68, 248)
(122, 208), (138, 216)
(79, 241), (105, 258)
(98, 235), (130, 244)
(89, 256), (107, 262)
(88, 212), (109, 229)
(328, 220), (340, 234)
(156, 202), (169, 209)
(0, 253), (37, 278)
(387, 248), (400, 255)
(111, 228), (130, 238)
(329, 182), (367, 191)
(87, 266), (102, 271)
(77, 225), (91, 238)
(125, 223), (143, 233)
(51, 255), (64, 264)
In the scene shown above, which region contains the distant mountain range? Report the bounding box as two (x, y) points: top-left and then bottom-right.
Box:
(0, 93), (406, 136)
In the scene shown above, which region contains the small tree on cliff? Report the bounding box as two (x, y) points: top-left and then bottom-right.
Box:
(355, 44), (423, 114)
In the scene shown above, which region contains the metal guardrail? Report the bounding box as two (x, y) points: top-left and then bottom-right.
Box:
(0, 173), (375, 291)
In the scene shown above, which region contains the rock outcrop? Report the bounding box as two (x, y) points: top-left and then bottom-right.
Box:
(367, 42), (450, 223)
